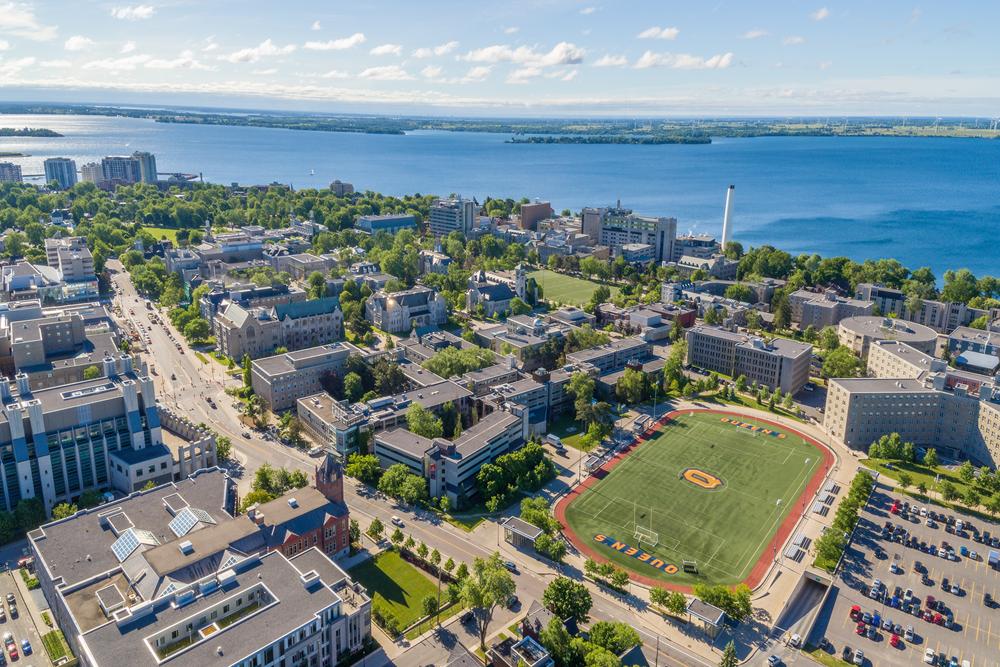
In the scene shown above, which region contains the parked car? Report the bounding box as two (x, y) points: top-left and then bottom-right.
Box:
(853, 649), (865, 666)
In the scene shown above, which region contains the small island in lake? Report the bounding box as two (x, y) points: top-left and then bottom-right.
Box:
(0, 127), (63, 137)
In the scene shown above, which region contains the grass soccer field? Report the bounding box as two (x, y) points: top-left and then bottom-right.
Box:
(528, 269), (619, 306)
(561, 411), (825, 587)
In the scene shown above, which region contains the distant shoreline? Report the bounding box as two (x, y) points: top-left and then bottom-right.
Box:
(0, 127), (63, 137)
(2, 104), (998, 141)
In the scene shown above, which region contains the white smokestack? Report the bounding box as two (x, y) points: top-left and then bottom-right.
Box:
(721, 185), (735, 250)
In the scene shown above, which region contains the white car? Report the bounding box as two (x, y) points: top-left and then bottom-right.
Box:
(853, 648), (865, 665)
(789, 633), (801, 648)
(391, 516), (404, 527)
(924, 647), (937, 664)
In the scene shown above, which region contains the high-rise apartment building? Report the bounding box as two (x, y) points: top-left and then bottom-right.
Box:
(0, 162), (23, 183)
(80, 162), (102, 183)
(132, 150), (158, 183)
(101, 156), (141, 184)
(43, 158), (78, 189)
(428, 197), (477, 236)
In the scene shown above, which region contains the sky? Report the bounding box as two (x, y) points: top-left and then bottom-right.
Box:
(0, 0), (997, 117)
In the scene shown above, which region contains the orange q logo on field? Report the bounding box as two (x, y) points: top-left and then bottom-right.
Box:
(682, 468), (724, 490)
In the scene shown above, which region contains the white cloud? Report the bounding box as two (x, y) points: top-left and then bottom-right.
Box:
(39, 59), (71, 68)
(561, 69), (578, 81)
(811, 7), (830, 21)
(0, 2), (58, 41)
(311, 20), (321, 31)
(253, 67), (277, 75)
(634, 50), (734, 70)
(503, 26), (519, 34)
(358, 64), (412, 81)
(304, 32), (365, 51)
(0, 56), (34, 76)
(819, 60), (832, 69)
(507, 66), (543, 84)
(221, 39), (296, 63)
(742, 29), (769, 39)
(412, 41), (459, 58)
(121, 40), (136, 54)
(421, 65), (442, 78)
(461, 41), (585, 66)
(580, 6), (596, 14)
(782, 36), (806, 45)
(0, 39), (9, 51)
(202, 38), (219, 53)
(593, 53), (627, 67)
(64, 35), (95, 51)
(370, 43), (402, 56)
(463, 65), (491, 82)
(320, 69), (349, 79)
(83, 54), (152, 71)
(110, 5), (155, 21)
(146, 50), (212, 70)
(638, 26), (679, 40)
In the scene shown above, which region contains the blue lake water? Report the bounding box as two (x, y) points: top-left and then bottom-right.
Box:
(2, 113), (998, 277)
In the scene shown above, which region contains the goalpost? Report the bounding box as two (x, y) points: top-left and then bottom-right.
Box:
(633, 501), (659, 547)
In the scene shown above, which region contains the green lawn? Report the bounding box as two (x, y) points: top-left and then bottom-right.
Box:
(41, 630), (74, 664)
(564, 411), (822, 585)
(548, 414), (591, 451)
(348, 550), (437, 629)
(142, 226), (182, 243)
(529, 269), (619, 307)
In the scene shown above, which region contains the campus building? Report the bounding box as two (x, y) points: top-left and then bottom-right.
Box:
(824, 371), (1000, 467)
(0, 354), (167, 513)
(355, 213), (418, 235)
(788, 289), (874, 329)
(855, 283), (992, 333)
(250, 342), (362, 411)
(565, 337), (652, 375)
(373, 404), (527, 506)
(0, 300), (121, 389)
(685, 325), (812, 394)
(296, 393), (369, 459)
(427, 197), (477, 237)
(581, 205), (677, 263)
(28, 459), (368, 667)
(214, 297), (343, 361)
(837, 316), (938, 358)
(365, 286), (448, 334)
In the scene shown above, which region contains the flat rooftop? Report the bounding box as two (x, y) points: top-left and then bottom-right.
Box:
(376, 427), (434, 459)
(29, 469), (231, 589)
(80, 549), (344, 667)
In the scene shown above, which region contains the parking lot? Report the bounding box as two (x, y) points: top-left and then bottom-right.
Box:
(0, 570), (43, 663)
(812, 485), (1000, 667)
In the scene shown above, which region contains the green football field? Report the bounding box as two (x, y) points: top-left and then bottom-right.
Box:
(528, 269), (619, 306)
(563, 411), (822, 586)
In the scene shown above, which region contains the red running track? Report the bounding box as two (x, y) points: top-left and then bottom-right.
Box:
(553, 408), (835, 593)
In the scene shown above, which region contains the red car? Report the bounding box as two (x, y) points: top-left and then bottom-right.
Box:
(856, 622), (866, 635)
(890, 502), (900, 514)
(933, 613), (944, 626)
(890, 634), (901, 648)
(850, 605), (862, 621)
